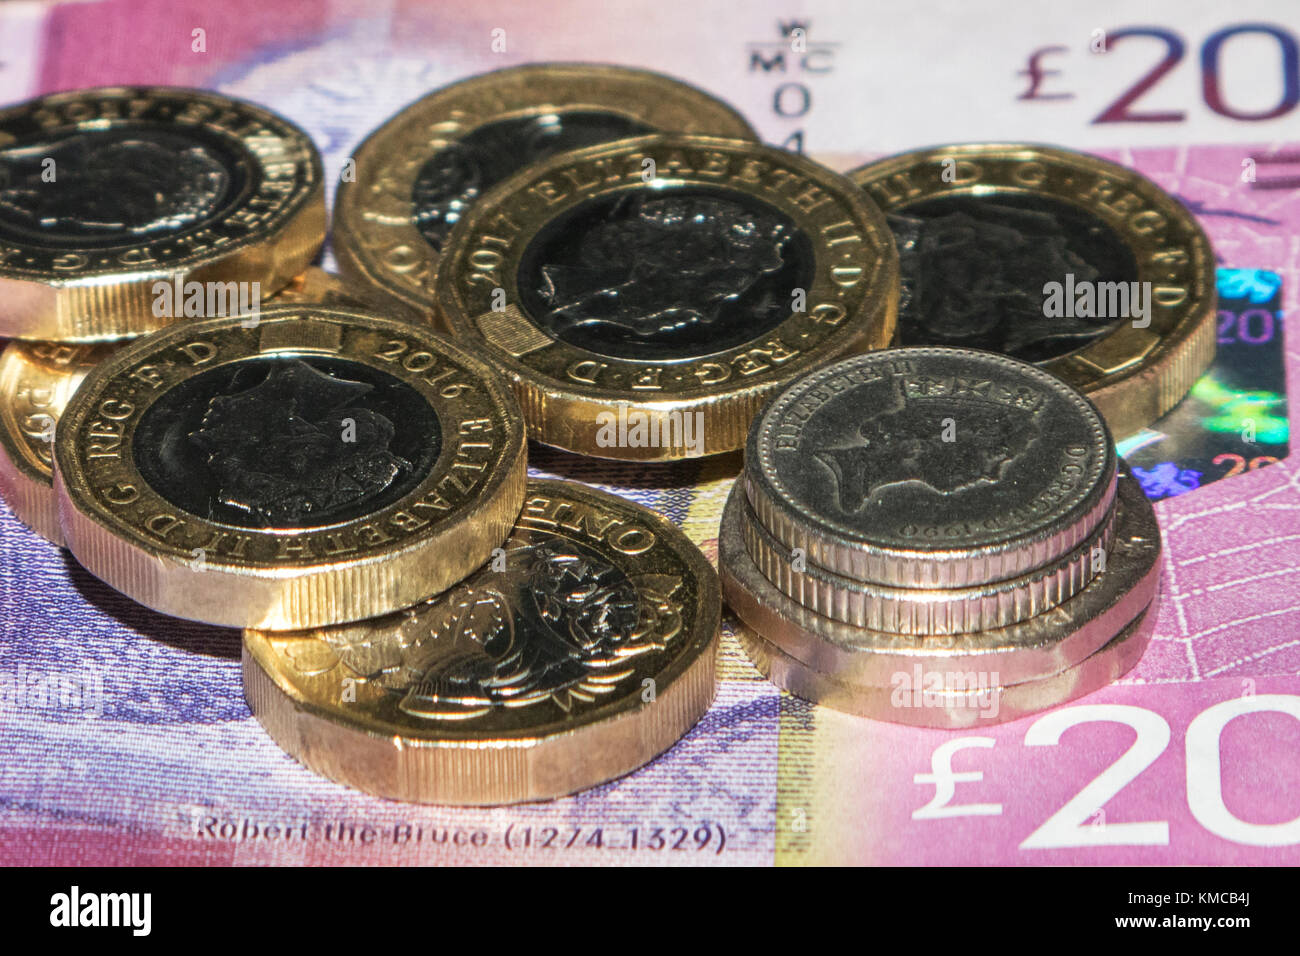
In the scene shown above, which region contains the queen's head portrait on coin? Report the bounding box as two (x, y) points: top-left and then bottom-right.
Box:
(0, 87), (325, 341)
(333, 63), (757, 320)
(0, 270), (372, 547)
(436, 134), (899, 460)
(745, 347), (1117, 588)
(53, 304), (526, 630)
(850, 144), (1216, 436)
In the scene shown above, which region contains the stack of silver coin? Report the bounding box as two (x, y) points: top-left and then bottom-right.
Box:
(720, 347), (1163, 727)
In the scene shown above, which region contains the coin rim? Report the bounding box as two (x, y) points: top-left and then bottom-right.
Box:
(436, 133), (900, 459)
(741, 489), (1116, 634)
(721, 471), (1161, 684)
(0, 341), (108, 544)
(333, 62), (759, 322)
(745, 346), (1118, 586)
(0, 86), (326, 341)
(736, 596), (1157, 728)
(242, 477), (722, 805)
(848, 141), (1217, 437)
(53, 304), (527, 629)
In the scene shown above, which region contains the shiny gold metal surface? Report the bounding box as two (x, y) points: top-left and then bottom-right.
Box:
(436, 134), (899, 459)
(263, 267), (372, 309)
(243, 478), (721, 805)
(333, 63), (758, 322)
(849, 143), (1216, 437)
(0, 341), (115, 543)
(0, 87), (326, 342)
(0, 272), (372, 545)
(54, 305), (526, 628)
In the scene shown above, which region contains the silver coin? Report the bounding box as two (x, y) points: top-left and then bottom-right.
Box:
(736, 596), (1157, 728)
(744, 347), (1117, 588)
(741, 489), (1114, 634)
(720, 470), (1160, 685)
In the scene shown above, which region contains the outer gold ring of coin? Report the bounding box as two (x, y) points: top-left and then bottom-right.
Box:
(0, 87), (326, 342)
(737, 598), (1156, 728)
(53, 305), (526, 629)
(333, 63), (758, 321)
(0, 270), (368, 547)
(741, 491), (1116, 635)
(243, 478), (721, 805)
(849, 144), (1216, 437)
(720, 473), (1161, 685)
(0, 341), (114, 543)
(266, 266), (374, 309)
(436, 134), (899, 460)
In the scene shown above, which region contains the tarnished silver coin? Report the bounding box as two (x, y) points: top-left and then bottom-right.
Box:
(721, 471), (1160, 685)
(736, 597), (1157, 728)
(744, 347), (1117, 588)
(741, 489), (1115, 634)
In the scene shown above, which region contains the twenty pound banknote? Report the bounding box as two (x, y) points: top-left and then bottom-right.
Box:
(1, 0), (1298, 865)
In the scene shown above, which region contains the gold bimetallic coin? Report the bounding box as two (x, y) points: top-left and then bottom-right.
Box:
(0, 87), (326, 341)
(243, 479), (721, 805)
(333, 63), (758, 321)
(53, 305), (526, 629)
(437, 135), (900, 460)
(263, 267), (373, 309)
(0, 340), (115, 543)
(720, 472), (1161, 685)
(849, 144), (1216, 437)
(737, 598), (1157, 728)
(0, 271), (368, 545)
